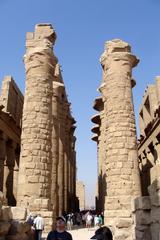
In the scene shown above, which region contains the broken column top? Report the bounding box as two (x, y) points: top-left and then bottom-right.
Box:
(100, 39), (139, 67)
(26, 23), (57, 43)
(105, 39), (131, 53)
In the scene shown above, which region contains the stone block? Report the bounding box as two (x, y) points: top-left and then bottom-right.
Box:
(39, 211), (53, 218)
(151, 206), (160, 222)
(0, 221), (11, 236)
(134, 196), (151, 211)
(41, 199), (50, 210)
(27, 176), (39, 183)
(150, 165), (160, 184)
(150, 222), (160, 240)
(116, 218), (132, 228)
(1, 207), (12, 221)
(105, 209), (131, 218)
(9, 221), (30, 234)
(135, 210), (151, 225)
(10, 207), (27, 221)
(6, 232), (29, 240)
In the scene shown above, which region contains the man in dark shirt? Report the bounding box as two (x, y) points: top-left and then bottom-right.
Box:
(47, 216), (73, 240)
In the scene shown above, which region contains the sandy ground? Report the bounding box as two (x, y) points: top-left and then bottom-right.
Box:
(43, 227), (96, 240)
(68, 227), (95, 240)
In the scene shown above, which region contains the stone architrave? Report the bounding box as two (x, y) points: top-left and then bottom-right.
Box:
(17, 24), (57, 211)
(100, 39), (141, 240)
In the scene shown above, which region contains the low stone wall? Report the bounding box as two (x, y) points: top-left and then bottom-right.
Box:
(133, 177), (160, 240)
(0, 192), (32, 240)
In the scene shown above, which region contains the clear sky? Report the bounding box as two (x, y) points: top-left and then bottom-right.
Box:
(0, 0), (160, 207)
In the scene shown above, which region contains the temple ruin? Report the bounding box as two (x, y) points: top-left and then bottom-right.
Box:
(0, 24), (77, 236)
(134, 77), (160, 240)
(1, 23), (160, 240)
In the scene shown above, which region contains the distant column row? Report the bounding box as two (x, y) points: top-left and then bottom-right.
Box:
(0, 130), (20, 206)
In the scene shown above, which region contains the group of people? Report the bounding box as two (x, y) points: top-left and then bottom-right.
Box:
(85, 212), (103, 230)
(62, 211), (104, 231)
(48, 216), (113, 240)
(26, 213), (44, 240)
(26, 211), (112, 240)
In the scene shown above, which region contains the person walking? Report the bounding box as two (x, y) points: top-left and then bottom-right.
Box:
(86, 212), (93, 230)
(67, 213), (73, 230)
(47, 216), (73, 240)
(94, 215), (99, 229)
(33, 214), (44, 240)
(98, 214), (103, 227)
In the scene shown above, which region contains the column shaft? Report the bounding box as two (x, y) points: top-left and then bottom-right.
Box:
(100, 39), (141, 239)
(17, 24), (57, 211)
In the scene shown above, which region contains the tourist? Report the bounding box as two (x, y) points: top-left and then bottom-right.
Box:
(33, 214), (44, 240)
(94, 215), (99, 229)
(26, 213), (35, 240)
(90, 226), (113, 240)
(98, 214), (103, 227)
(86, 212), (93, 230)
(66, 213), (73, 230)
(47, 216), (73, 240)
(26, 213), (34, 226)
(76, 212), (82, 226)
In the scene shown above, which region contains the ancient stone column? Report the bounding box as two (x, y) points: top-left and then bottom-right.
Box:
(64, 151), (68, 213)
(70, 136), (76, 212)
(64, 114), (70, 213)
(58, 94), (65, 215)
(3, 139), (16, 206)
(100, 39), (141, 240)
(17, 24), (57, 211)
(0, 131), (6, 192)
(51, 83), (60, 220)
(14, 145), (20, 203)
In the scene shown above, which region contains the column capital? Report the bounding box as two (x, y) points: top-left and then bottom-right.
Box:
(100, 39), (139, 69)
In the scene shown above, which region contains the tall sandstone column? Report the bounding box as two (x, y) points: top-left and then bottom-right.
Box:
(0, 131), (6, 192)
(17, 24), (57, 212)
(100, 39), (141, 240)
(51, 82), (60, 220)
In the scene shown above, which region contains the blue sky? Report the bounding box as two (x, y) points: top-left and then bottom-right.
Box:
(0, 0), (160, 207)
